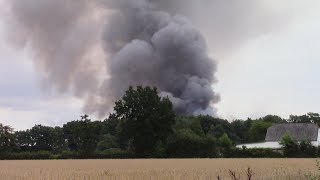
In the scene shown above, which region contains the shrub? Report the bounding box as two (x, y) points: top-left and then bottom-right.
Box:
(95, 148), (134, 159)
(226, 147), (282, 158)
(0, 151), (55, 160)
(167, 129), (217, 158)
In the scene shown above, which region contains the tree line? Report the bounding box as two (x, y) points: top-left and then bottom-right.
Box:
(1, 86), (320, 159)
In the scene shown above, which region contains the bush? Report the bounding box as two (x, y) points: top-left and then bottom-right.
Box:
(57, 151), (80, 159)
(280, 134), (299, 157)
(226, 147), (282, 158)
(0, 149), (135, 160)
(95, 148), (134, 159)
(167, 129), (217, 158)
(0, 151), (55, 160)
(299, 140), (317, 158)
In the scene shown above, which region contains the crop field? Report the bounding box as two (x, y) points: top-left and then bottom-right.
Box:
(0, 159), (318, 180)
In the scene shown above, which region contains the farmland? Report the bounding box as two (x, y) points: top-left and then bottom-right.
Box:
(0, 159), (318, 180)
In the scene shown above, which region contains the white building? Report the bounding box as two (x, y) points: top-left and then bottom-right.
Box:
(236, 123), (320, 149)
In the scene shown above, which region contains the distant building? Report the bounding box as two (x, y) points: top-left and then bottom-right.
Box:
(236, 123), (320, 150)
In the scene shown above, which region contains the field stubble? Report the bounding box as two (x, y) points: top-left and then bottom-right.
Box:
(0, 159), (318, 180)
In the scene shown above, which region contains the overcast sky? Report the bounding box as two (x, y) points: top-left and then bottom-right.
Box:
(1, 0), (320, 130)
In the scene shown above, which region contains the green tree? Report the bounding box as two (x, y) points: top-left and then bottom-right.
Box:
(113, 86), (175, 156)
(101, 115), (120, 136)
(16, 125), (65, 152)
(174, 116), (204, 136)
(96, 134), (117, 151)
(219, 133), (232, 149)
(15, 130), (33, 151)
(230, 119), (252, 143)
(31, 125), (65, 152)
(288, 112), (320, 125)
(167, 129), (217, 158)
(0, 123), (16, 152)
(259, 115), (286, 123)
(280, 134), (299, 157)
(63, 115), (103, 154)
(198, 116), (239, 142)
(248, 121), (272, 142)
(299, 140), (317, 157)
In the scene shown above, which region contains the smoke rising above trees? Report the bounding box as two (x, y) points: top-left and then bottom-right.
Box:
(7, 0), (220, 116)
(6, 0), (293, 117)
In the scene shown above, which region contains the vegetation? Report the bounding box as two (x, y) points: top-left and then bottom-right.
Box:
(280, 134), (317, 158)
(112, 86), (175, 157)
(0, 159), (318, 179)
(1, 85), (320, 159)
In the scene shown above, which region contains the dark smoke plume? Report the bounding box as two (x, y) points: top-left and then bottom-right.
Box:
(7, 0), (220, 116)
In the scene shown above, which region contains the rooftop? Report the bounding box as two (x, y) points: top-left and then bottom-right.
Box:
(265, 123), (319, 142)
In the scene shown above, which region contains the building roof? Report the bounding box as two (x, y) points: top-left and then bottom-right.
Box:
(265, 123), (319, 142)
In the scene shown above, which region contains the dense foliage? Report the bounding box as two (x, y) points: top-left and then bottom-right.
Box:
(0, 86), (320, 159)
(112, 86), (175, 157)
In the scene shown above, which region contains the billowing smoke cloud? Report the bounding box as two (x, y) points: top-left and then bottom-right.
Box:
(96, 0), (219, 115)
(7, 0), (105, 97)
(7, 0), (220, 116)
(7, 0), (295, 117)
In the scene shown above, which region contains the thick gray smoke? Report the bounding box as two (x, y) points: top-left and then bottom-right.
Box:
(7, 0), (220, 116)
(7, 0), (294, 117)
(97, 0), (219, 115)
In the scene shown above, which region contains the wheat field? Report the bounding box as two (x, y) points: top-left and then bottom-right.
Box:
(0, 159), (318, 180)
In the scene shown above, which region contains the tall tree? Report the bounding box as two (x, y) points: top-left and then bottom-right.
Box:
(16, 125), (65, 152)
(248, 121), (272, 142)
(230, 119), (252, 143)
(0, 123), (16, 152)
(288, 112), (320, 125)
(15, 130), (33, 151)
(259, 115), (286, 123)
(113, 86), (175, 156)
(63, 115), (102, 154)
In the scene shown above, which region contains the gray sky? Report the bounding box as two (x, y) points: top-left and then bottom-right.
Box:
(1, 0), (320, 129)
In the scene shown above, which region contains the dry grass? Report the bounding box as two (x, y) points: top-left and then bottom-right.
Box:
(0, 159), (318, 180)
